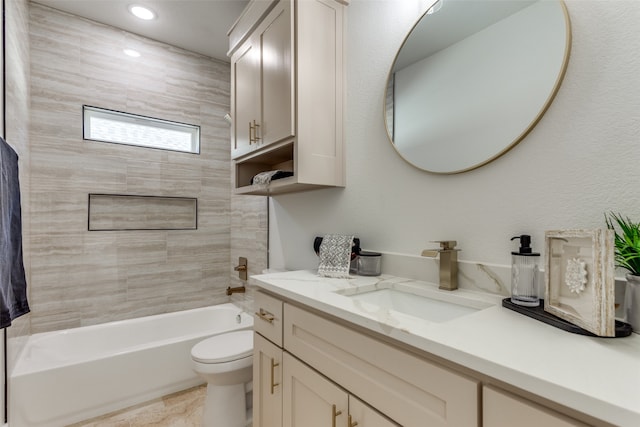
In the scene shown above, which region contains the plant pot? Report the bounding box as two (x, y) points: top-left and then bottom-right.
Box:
(625, 274), (640, 334)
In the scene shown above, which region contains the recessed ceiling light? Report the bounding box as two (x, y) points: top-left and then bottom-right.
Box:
(123, 49), (141, 58)
(128, 4), (156, 20)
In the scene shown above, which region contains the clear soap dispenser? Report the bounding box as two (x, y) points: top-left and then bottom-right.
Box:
(510, 235), (540, 307)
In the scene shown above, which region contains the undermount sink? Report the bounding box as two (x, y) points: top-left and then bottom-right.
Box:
(336, 282), (494, 323)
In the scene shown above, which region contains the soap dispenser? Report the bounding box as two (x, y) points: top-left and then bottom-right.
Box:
(510, 235), (540, 307)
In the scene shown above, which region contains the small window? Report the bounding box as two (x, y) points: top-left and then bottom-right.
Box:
(83, 106), (200, 154)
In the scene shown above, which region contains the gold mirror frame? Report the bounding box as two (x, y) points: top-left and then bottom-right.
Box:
(384, 0), (572, 174)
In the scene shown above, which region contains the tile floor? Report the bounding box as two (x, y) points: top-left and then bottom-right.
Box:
(68, 385), (206, 427)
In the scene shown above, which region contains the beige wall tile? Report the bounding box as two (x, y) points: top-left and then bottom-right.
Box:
(5, 0), (32, 393)
(27, 3), (250, 333)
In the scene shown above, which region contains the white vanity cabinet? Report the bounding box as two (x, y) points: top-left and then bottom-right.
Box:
(228, 0), (346, 195)
(253, 290), (479, 427)
(483, 386), (590, 427)
(254, 333), (283, 427)
(283, 352), (349, 427)
(253, 292), (284, 427)
(283, 303), (479, 427)
(349, 395), (400, 427)
(251, 271), (636, 427)
(283, 352), (399, 427)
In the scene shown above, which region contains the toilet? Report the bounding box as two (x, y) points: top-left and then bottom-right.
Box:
(191, 330), (253, 427)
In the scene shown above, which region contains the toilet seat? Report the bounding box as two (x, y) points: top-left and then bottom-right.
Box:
(191, 330), (253, 364)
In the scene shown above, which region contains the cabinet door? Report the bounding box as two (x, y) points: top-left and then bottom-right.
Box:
(283, 352), (348, 427)
(483, 386), (589, 427)
(349, 396), (400, 427)
(231, 36), (260, 159)
(284, 303), (479, 427)
(254, 333), (283, 427)
(259, 0), (294, 146)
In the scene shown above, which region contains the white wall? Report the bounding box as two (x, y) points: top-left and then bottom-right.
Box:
(269, 0), (640, 279)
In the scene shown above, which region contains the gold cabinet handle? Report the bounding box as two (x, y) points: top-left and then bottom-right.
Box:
(249, 121), (254, 144)
(270, 358), (280, 394)
(254, 308), (275, 323)
(332, 405), (343, 427)
(253, 119), (261, 141)
(348, 415), (358, 427)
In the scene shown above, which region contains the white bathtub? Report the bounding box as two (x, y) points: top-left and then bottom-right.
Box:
(9, 304), (254, 427)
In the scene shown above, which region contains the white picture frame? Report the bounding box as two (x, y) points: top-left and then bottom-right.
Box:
(544, 229), (615, 337)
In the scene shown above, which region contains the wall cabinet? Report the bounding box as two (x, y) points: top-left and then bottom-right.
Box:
(228, 0), (346, 195)
(231, 0), (293, 160)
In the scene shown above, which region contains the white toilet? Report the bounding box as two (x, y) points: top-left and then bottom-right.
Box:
(191, 330), (253, 427)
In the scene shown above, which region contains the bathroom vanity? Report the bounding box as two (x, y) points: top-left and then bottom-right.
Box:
(251, 270), (640, 427)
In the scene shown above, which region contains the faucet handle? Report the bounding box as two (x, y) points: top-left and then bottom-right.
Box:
(421, 241), (459, 257)
(432, 240), (457, 251)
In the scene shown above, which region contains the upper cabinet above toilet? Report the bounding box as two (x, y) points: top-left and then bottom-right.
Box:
(228, 0), (348, 196)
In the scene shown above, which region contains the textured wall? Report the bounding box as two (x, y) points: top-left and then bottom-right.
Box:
(270, 0), (640, 278)
(28, 3), (236, 333)
(5, 0), (32, 384)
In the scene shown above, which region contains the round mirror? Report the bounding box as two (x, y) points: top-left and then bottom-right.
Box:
(385, 0), (571, 174)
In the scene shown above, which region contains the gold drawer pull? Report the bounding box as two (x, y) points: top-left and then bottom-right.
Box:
(254, 308), (275, 323)
(270, 358), (280, 394)
(332, 405), (343, 427)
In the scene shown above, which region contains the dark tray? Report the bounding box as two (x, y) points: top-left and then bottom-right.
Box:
(502, 298), (632, 338)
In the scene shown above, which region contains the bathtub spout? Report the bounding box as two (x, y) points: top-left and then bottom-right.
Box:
(226, 286), (246, 296)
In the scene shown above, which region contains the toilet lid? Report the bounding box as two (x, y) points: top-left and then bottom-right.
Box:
(191, 330), (253, 363)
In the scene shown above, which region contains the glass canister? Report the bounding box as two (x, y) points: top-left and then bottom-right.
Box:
(357, 251), (382, 276)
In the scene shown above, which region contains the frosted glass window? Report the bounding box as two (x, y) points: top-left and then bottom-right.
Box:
(83, 106), (200, 154)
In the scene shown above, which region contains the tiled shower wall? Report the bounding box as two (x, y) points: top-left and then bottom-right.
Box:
(5, 0), (31, 374)
(27, 3), (263, 333)
(229, 186), (269, 312)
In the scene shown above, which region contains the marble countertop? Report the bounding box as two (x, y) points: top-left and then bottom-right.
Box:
(251, 270), (640, 427)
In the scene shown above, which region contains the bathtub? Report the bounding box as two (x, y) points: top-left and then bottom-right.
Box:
(9, 303), (254, 427)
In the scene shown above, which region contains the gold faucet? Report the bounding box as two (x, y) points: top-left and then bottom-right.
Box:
(226, 285), (246, 296)
(421, 241), (460, 291)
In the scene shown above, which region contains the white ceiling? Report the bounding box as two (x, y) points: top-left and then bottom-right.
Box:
(33, 0), (250, 61)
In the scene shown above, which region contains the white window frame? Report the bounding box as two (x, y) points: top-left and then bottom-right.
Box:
(83, 105), (200, 154)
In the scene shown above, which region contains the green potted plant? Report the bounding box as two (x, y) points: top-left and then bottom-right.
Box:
(605, 212), (640, 333)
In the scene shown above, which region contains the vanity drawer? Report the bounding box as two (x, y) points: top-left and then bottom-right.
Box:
(283, 303), (480, 427)
(483, 386), (589, 427)
(254, 291), (284, 346)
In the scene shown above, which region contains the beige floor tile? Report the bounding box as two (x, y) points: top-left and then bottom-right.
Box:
(68, 385), (206, 427)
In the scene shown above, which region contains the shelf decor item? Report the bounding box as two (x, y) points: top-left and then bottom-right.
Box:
(605, 212), (640, 334)
(544, 229), (616, 337)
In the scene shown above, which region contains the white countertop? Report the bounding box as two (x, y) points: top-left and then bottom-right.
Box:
(251, 270), (640, 427)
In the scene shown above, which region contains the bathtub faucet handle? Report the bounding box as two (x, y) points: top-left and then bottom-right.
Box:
(234, 257), (248, 281)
